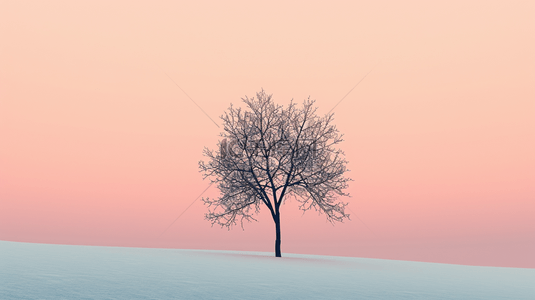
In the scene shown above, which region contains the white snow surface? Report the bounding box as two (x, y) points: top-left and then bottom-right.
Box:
(1, 240), (533, 299)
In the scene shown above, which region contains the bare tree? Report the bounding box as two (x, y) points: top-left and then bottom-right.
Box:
(198, 89), (352, 257)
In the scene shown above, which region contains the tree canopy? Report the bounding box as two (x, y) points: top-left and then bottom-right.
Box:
(199, 89), (352, 256)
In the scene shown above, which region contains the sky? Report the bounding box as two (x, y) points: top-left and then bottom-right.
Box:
(1, 0), (534, 268)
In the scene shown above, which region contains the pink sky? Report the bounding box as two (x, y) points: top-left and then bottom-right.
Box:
(1, 0), (534, 268)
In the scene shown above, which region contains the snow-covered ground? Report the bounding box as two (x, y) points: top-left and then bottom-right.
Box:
(1, 241), (533, 299)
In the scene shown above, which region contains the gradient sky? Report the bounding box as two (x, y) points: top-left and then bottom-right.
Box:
(1, 0), (534, 268)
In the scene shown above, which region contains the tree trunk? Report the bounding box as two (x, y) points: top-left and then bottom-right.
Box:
(274, 213), (281, 257)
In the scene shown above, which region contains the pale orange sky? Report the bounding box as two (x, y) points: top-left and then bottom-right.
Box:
(1, 0), (534, 267)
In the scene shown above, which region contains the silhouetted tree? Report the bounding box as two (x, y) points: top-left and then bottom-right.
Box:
(199, 89), (352, 257)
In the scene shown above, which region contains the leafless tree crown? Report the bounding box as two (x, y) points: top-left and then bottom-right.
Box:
(199, 89), (352, 229)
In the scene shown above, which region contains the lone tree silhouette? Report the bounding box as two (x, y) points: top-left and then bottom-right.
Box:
(199, 89), (352, 257)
